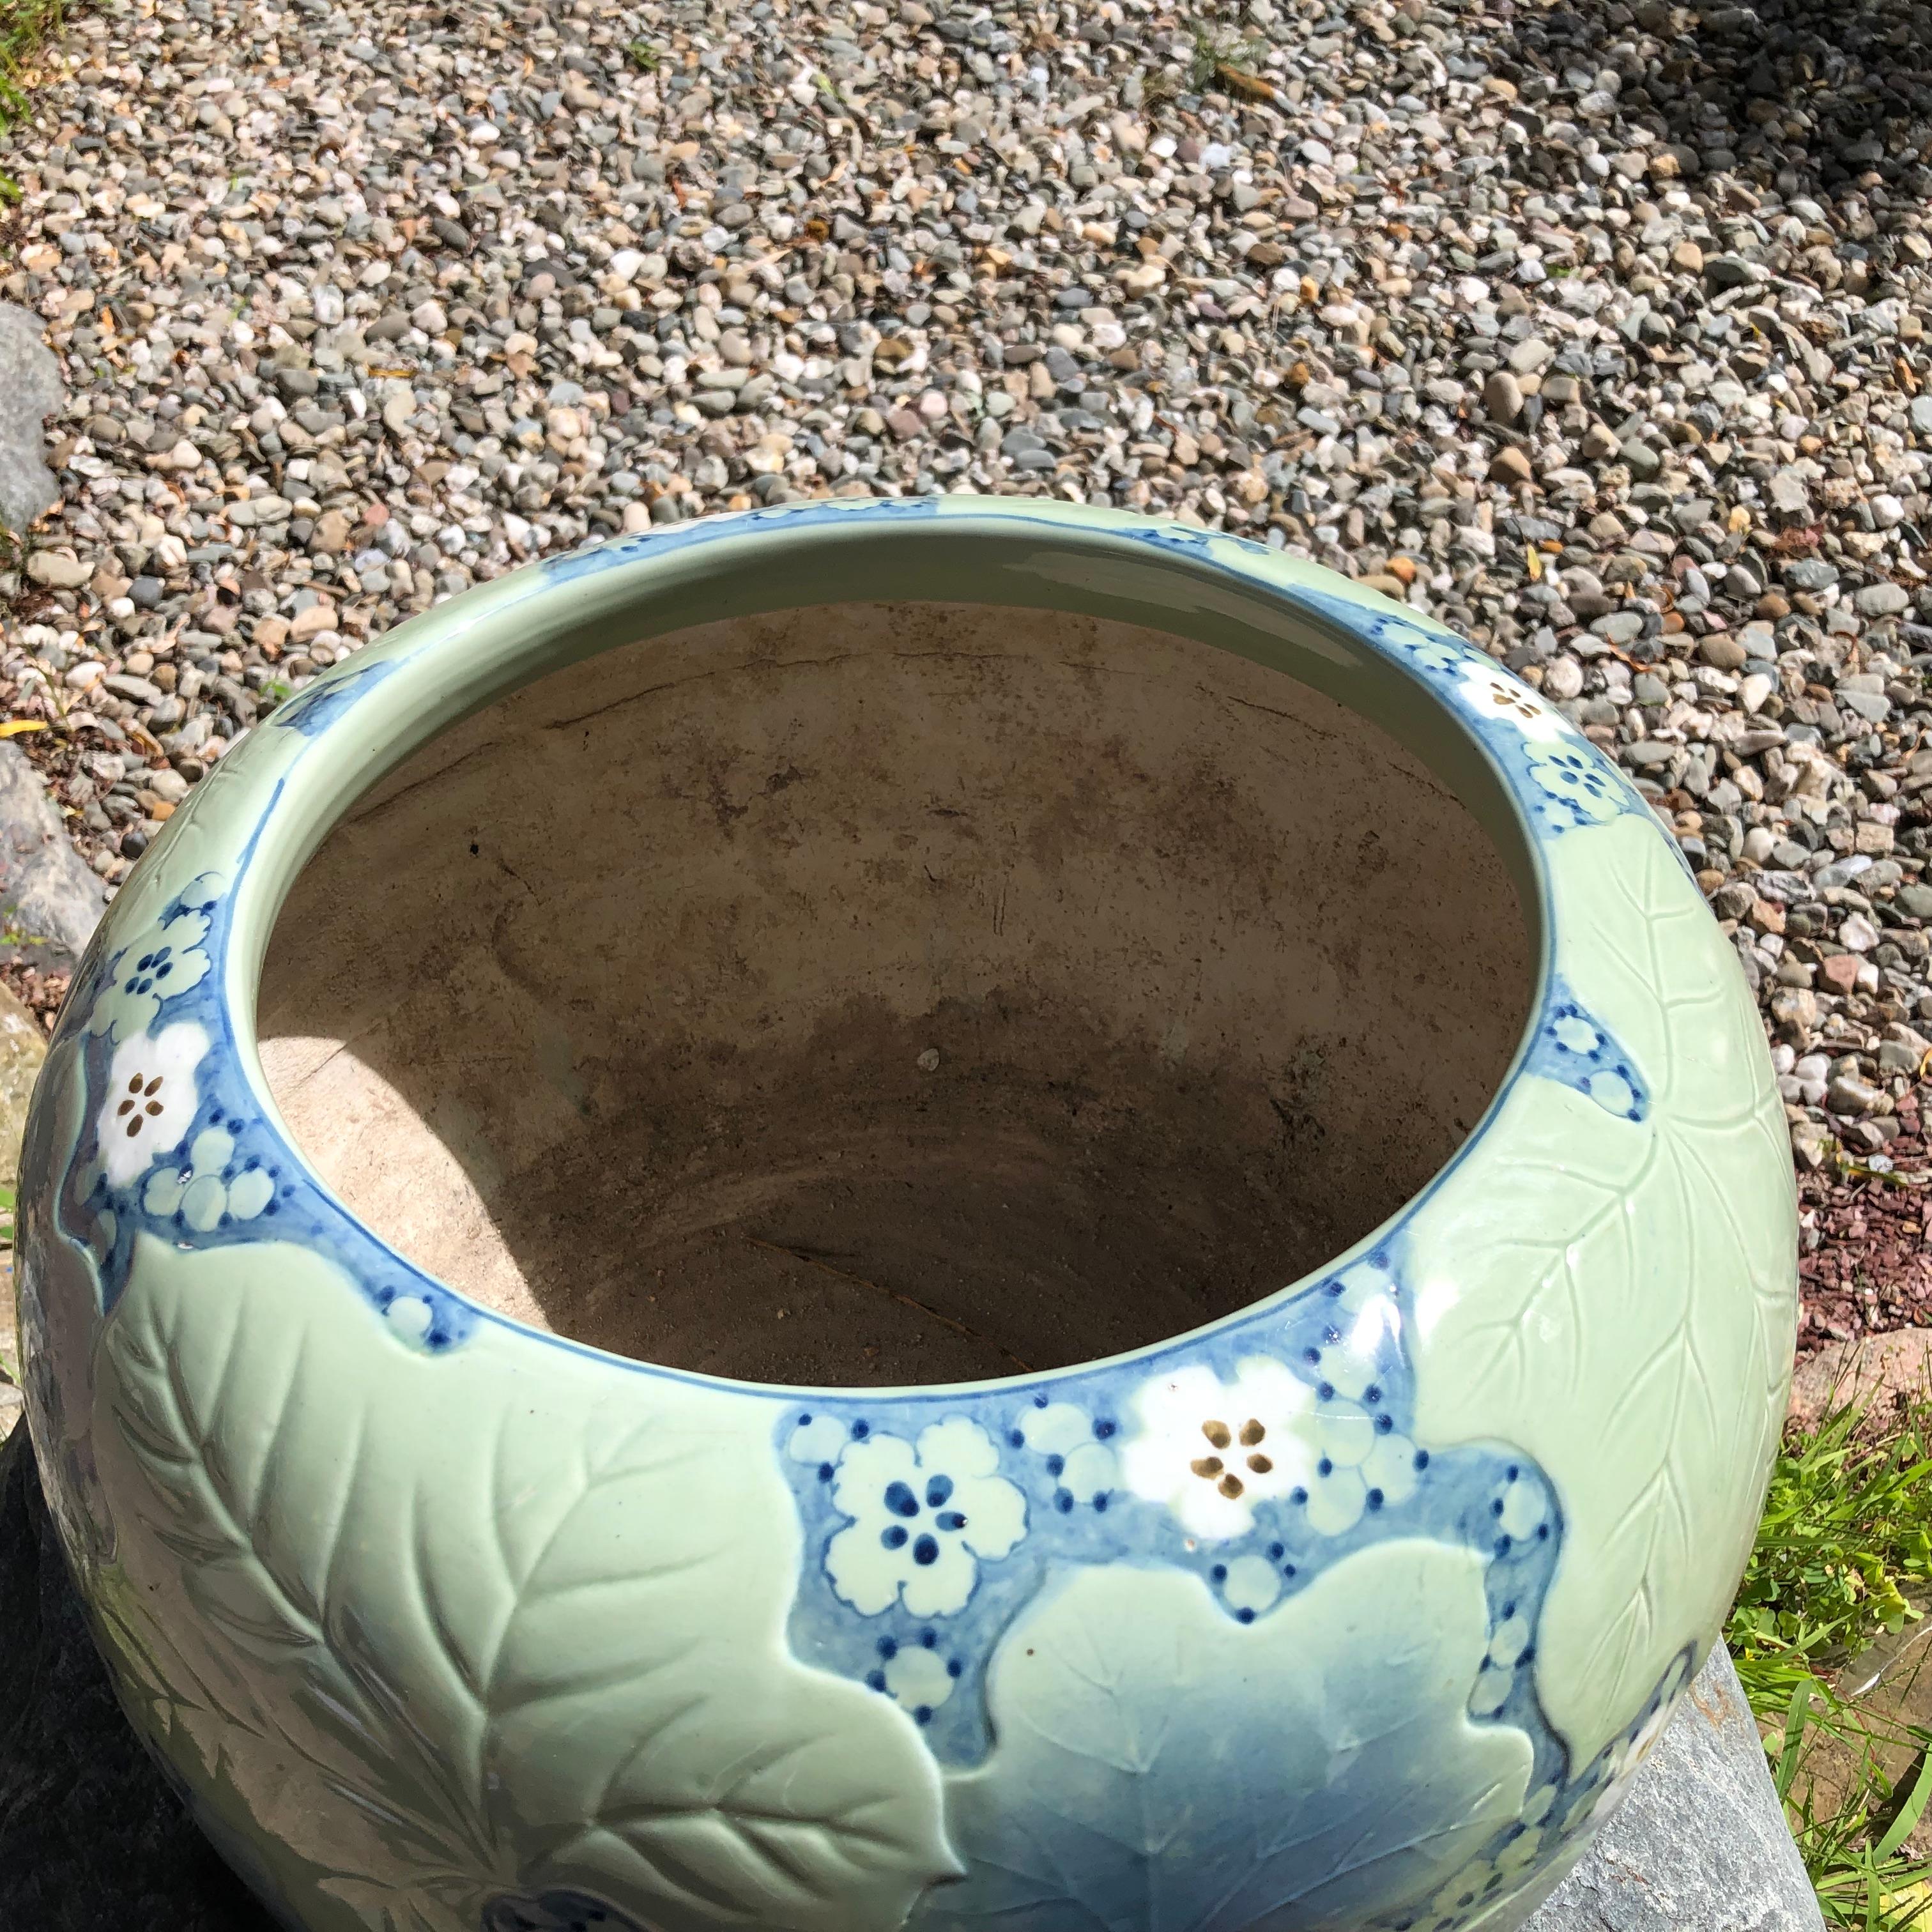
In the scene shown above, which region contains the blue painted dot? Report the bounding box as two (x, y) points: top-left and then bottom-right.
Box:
(926, 1475), (954, 1508)
(1414, 1450), (1430, 1470)
(1317, 1382), (1335, 1401)
(1032, 1393), (1048, 1409)
(1492, 1499), (1505, 1517)
(885, 1482), (920, 1518)
(264, 1200), (280, 1216)
(1211, 1563), (1227, 1583)
(1375, 1413), (1394, 1434)
(920, 1628), (937, 1648)
(1282, 1562), (1298, 1579)
(816, 1462), (834, 1483)
(1502, 1600), (1517, 1618)
(1364, 1384), (1382, 1404)
(1367, 1488), (1384, 1511)
(1291, 1486), (1308, 1505)
(1537, 1523), (1551, 1542)
(1322, 1324), (1341, 1346)
(1054, 1491), (1073, 1514)
(799, 1411), (813, 1425)
(1266, 1541), (1284, 1560)
(1302, 1347), (1320, 1364)
(865, 1669), (887, 1692)
(912, 1535), (940, 1567)
(1317, 1457), (1333, 1477)
(1094, 1418), (1116, 1439)
(1236, 1607), (1255, 1625)
(1494, 1535), (1514, 1556)
(946, 1659), (962, 1679)
(1045, 1453), (1064, 1477)
(914, 1705), (933, 1725)
(1092, 1492), (1110, 1513)
(1008, 1429), (1025, 1447)
(1506, 1464), (1519, 1480)
(877, 1636), (898, 1659)
(882, 1526), (909, 1550)
(936, 1510), (967, 1531)
(1521, 1645), (1537, 1664)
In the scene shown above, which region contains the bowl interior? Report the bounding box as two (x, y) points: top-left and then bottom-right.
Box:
(256, 596), (1535, 1386)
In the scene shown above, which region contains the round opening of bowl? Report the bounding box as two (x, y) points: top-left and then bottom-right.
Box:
(256, 595), (1537, 1386)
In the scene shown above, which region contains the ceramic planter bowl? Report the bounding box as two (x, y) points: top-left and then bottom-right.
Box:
(18, 498), (1797, 1932)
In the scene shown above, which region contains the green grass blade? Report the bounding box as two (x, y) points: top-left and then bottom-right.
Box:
(1873, 1747), (1932, 1864)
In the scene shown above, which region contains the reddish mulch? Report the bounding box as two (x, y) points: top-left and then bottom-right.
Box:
(0, 965), (70, 1039)
(1798, 1093), (1932, 1352)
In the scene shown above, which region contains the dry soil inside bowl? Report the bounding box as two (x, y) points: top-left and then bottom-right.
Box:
(257, 600), (1535, 1386)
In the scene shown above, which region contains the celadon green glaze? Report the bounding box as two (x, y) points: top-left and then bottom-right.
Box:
(15, 497), (1797, 1932)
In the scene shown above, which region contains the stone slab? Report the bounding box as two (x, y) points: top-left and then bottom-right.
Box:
(1525, 1644), (1824, 1931)
(0, 303), (61, 535)
(0, 740), (109, 969)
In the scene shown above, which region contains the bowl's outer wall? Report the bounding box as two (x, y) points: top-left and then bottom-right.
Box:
(14, 498), (1797, 1932)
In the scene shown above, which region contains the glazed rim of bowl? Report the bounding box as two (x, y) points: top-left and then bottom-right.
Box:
(180, 496), (1580, 1395)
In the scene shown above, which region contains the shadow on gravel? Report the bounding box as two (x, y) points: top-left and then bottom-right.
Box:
(0, 1429), (271, 1932)
(1492, 0), (1928, 215)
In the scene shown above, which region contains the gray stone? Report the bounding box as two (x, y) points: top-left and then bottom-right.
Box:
(1828, 1072), (1882, 1115)
(0, 743), (109, 969)
(24, 550), (89, 590)
(0, 305), (63, 533)
(1542, 655), (1584, 701)
(0, 984), (45, 1190)
(1703, 253), (1758, 289)
(1855, 582), (1910, 617)
(1526, 1647), (1822, 1931)
(1620, 440), (1662, 480)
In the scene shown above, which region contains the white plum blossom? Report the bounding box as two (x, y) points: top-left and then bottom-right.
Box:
(97, 1022), (208, 1187)
(786, 1412), (850, 1469)
(876, 1636), (962, 1723)
(1010, 1400), (1117, 1511)
(1526, 741), (1625, 826)
(1488, 1465), (1552, 1552)
(385, 1295), (436, 1346)
(1122, 1358), (1318, 1540)
(86, 875), (221, 1043)
(1469, 1610), (1535, 1719)
(825, 1418), (1025, 1617)
(1124, 1336), (1425, 1542)
(1301, 1398), (1424, 1537)
(1453, 657), (1575, 744)
(1218, 1552), (1284, 1620)
(1392, 632), (1471, 677)
(142, 1126), (275, 1232)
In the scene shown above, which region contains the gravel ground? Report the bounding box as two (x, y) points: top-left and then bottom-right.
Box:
(4, 0), (1932, 1348)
